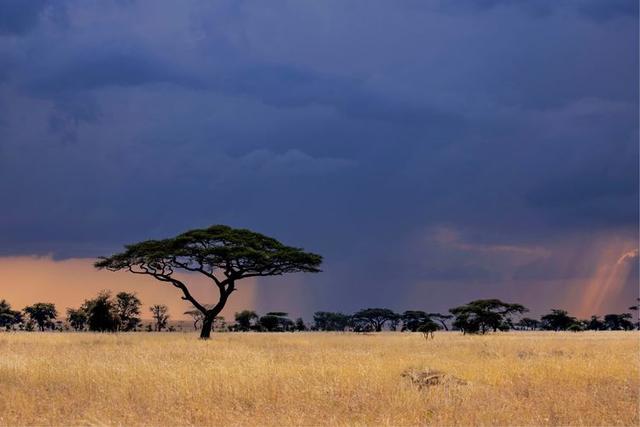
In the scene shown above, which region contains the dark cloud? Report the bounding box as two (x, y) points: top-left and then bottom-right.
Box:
(439, 0), (638, 21)
(29, 51), (195, 93)
(0, 0), (48, 35)
(0, 0), (637, 315)
(578, 0), (639, 22)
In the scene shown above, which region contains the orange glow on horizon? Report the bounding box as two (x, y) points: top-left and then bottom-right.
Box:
(0, 256), (258, 321)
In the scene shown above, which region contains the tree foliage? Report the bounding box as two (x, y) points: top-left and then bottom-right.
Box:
(449, 299), (527, 334)
(428, 313), (453, 331)
(95, 225), (322, 339)
(114, 292), (142, 331)
(0, 299), (21, 330)
(516, 317), (540, 330)
(313, 311), (351, 331)
(82, 291), (119, 332)
(23, 303), (57, 331)
(401, 311), (430, 332)
(540, 309), (576, 331)
(66, 308), (88, 331)
(417, 320), (441, 340)
(150, 304), (170, 331)
(259, 312), (294, 332)
(603, 313), (635, 330)
(294, 318), (307, 331)
(234, 310), (259, 331)
(351, 308), (398, 332)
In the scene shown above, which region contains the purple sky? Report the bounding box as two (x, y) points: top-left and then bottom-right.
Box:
(0, 0), (637, 318)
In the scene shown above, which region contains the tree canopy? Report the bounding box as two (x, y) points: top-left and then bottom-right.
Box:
(96, 225), (322, 338)
(313, 311), (351, 331)
(23, 303), (57, 331)
(0, 299), (21, 330)
(351, 308), (398, 332)
(401, 311), (430, 332)
(540, 309), (576, 331)
(449, 299), (527, 334)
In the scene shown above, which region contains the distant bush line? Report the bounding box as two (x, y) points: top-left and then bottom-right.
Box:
(1, 292), (637, 334)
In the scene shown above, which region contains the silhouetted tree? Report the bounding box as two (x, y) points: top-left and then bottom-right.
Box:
(185, 304), (215, 330)
(401, 311), (430, 332)
(115, 292), (142, 331)
(428, 313), (453, 331)
(629, 298), (639, 329)
(66, 308), (88, 331)
(294, 318), (307, 331)
(235, 310), (259, 331)
(540, 309), (575, 331)
(185, 309), (205, 330)
(449, 299), (527, 334)
(150, 304), (170, 331)
(213, 316), (227, 332)
(259, 314), (280, 331)
(567, 323), (584, 332)
(351, 308), (398, 332)
(585, 315), (605, 331)
(417, 320), (441, 340)
(0, 299), (21, 330)
(83, 291), (118, 332)
(516, 318), (540, 331)
(259, 312), (293, 332)
(95, 225), (323, 339)
(312, 312), (350, 331)
(23, 303), (57, 331)
(352, 322), (374, 333)
(389, 317), (401, 331)
(603, 313), (635, 330)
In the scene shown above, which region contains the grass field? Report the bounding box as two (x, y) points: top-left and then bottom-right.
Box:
(0, 331), (637, 426)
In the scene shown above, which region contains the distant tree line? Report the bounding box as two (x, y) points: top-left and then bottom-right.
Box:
(0, 295), (638, 334)
(0, 291), (174, 332)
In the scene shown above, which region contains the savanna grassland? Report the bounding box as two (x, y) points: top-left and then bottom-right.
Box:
(0, 331), (637, 426)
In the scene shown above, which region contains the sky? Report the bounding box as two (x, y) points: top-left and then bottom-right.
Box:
(0, 0), (638, 320)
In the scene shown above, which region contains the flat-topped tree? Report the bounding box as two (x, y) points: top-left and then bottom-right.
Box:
(95, 225), (323, 339)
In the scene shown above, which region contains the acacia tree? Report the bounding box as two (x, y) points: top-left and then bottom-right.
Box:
(115, 292), (142, 331)
(66, 308), (88, 331)
(82, 291), (118, 332)
(351, 308), (398, 332)
(603, 313), (635, 330)
(449, 299), (527, 334)
(427, 313), (453, 331)
(629, 298), (640, 329)
(540, 309), (575, 331)
(401, 310), (430, 332)
(313, 311), (350, 331)
(150, 304), (170, 331)
(234, 310), (259, 331)
(23, 303), (57, 331)
(259, 312), (294, 332)
(95, 225), (323, 339)
(0, 299), (21, 330)
(417, 320), (441, 340)
(516, 317), (540, 331)
(185, 309), (205, 330)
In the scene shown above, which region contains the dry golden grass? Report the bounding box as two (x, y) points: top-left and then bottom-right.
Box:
(0, 331), (637, 426)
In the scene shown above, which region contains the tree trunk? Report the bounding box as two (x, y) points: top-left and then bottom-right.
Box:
(200, 313), (215, 339)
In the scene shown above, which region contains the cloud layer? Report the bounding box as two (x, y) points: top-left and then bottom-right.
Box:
(0, 0), (637, 316)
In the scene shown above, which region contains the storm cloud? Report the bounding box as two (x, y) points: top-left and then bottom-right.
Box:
(0, 0), (637, 317)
